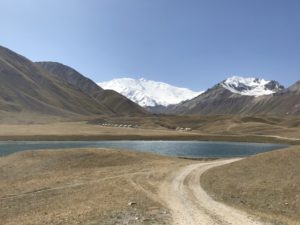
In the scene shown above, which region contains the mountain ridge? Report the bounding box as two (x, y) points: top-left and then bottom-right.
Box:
(98, 76), (297, 115)
(0, 45), (146, 122)
(1, 44), (298, 119)
(168, 77), (299, 115)
(0, 45), (113, 118)
(36, 62), (147, 115)
(221, 76), (284, 96)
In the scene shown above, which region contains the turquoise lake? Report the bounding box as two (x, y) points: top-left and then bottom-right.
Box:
(0, 141), (288, 158)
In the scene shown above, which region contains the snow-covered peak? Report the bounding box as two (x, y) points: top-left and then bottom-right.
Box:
(98, 78), (203, 107)
(221, 76), (284, 96)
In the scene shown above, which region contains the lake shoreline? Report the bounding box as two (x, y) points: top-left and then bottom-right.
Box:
(0, 134), (299, 145)
(0, 140), (287, 158)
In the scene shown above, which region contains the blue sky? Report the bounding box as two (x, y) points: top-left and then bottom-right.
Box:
(0, 0), (299, 91)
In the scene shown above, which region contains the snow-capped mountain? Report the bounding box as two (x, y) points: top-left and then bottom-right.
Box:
(221, 76), (284, 96)
(169, 76), (287, 115)
(98, 78), (203, 107)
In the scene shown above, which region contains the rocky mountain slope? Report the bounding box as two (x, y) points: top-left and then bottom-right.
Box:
(0, 45), (145, 122)
(1, 45), (298, 119)
(221, 76), (284, 96)
(0, 46), (113, 118)
(36, 62), (146, 115)
(168, 77), (299, 116)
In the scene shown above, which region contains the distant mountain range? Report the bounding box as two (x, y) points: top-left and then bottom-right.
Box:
(168, 76), (299, 115)
(36, 62), (146, 115)
(220, 76), (284, 96)
(98, 78), (202, 107)
(0, 45), (145, 122)
(100, 76), (300, 116)
(0, 44), (299, 121)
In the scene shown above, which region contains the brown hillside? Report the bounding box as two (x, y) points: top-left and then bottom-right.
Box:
(0, 46), (114, 119)
(36, 61), (147, 115)
(169, 82), (300, 116)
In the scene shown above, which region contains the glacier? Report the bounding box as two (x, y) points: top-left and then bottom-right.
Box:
(98, 78), (203, 107)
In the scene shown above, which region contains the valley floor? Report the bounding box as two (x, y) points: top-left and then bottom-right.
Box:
(0, 117), (299, 224)
(1, 146), (299, 225)
(0, 120), (299, 145)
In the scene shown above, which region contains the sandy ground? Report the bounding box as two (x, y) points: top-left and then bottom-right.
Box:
(0, 148), (271, 225)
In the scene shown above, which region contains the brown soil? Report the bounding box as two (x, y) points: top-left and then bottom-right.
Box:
(0, 148), (192, 225)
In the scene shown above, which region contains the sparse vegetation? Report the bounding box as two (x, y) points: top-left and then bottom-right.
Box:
(0, 148), (189, 225)
(201, 146), (300, 225)
(0, 115), (299, 144)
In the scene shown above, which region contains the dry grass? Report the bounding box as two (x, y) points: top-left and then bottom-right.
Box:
(0, 115), (299, 224)
(201, 146), (300, 225)
(0, 148), (192, 225)
(0, 116), (299, 144)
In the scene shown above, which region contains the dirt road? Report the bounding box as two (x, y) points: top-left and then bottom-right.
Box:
(159, 159), (266, 225)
